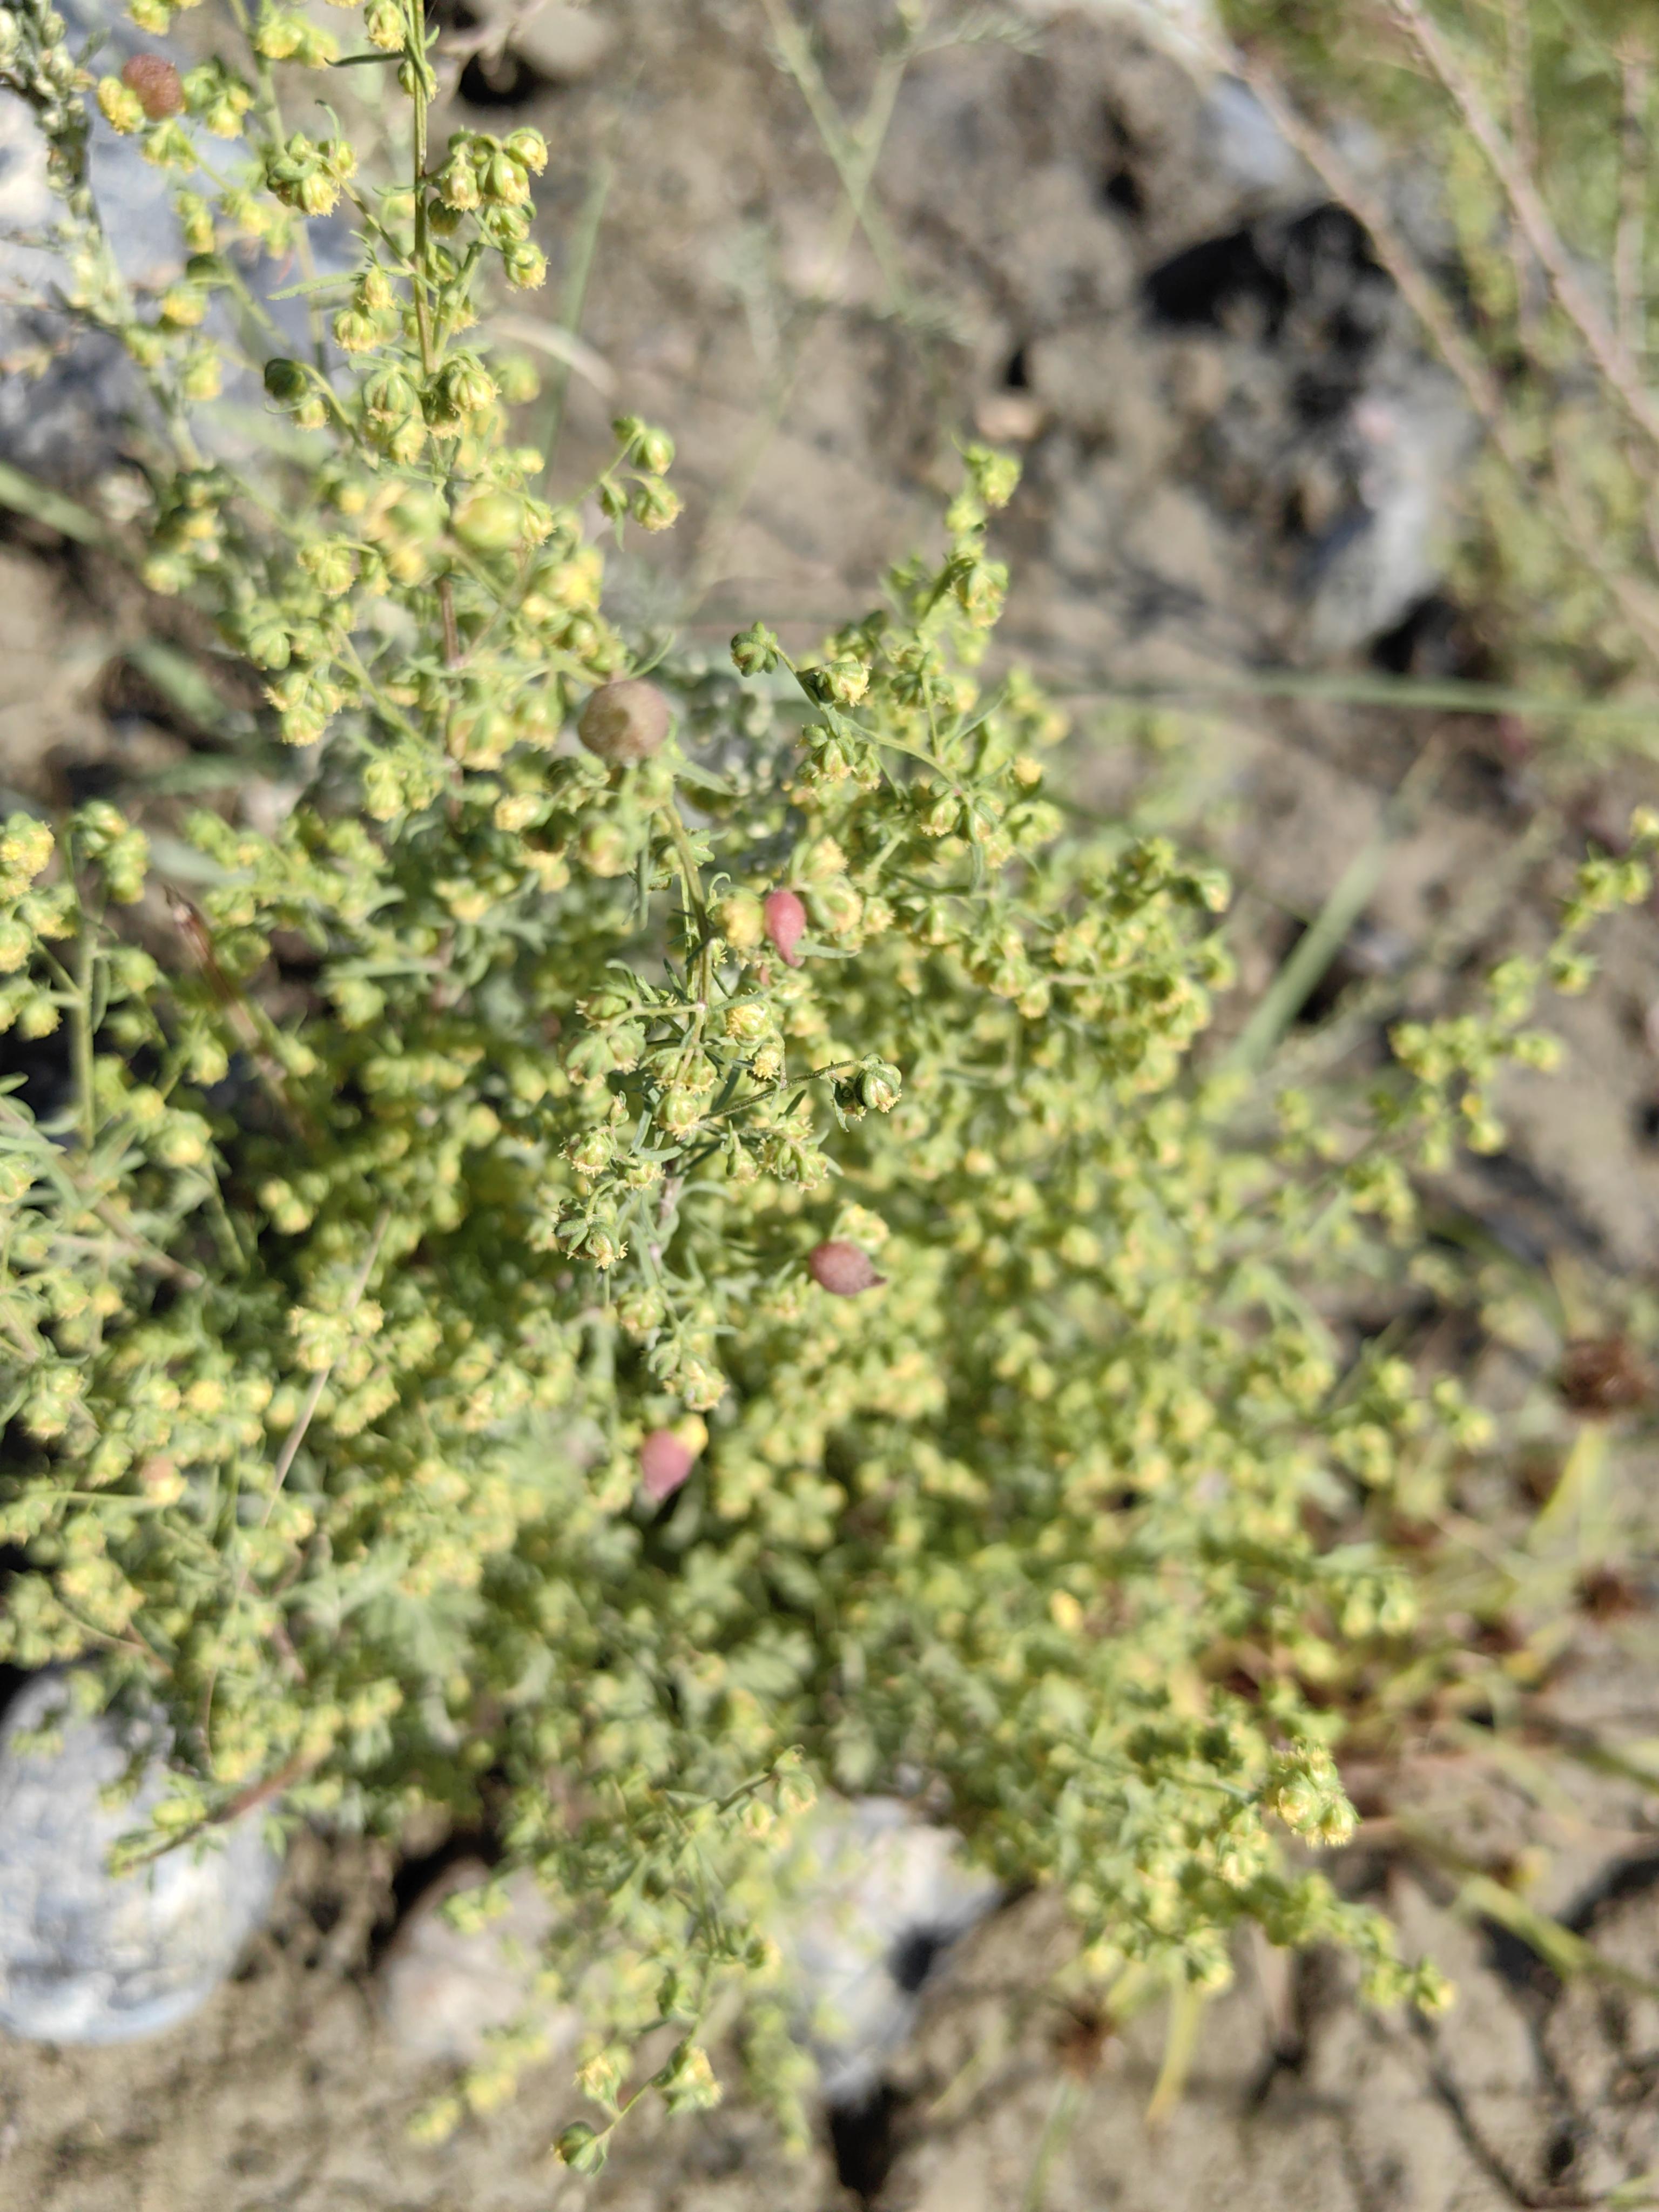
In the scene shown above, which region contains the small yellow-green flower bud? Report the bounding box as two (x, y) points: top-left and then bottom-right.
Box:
(96, 76), (146, 132)
(502, 240), (548, 290)
(332, 307), (380, 353)
(452, 490), (525, 552)
(502, 126), (548, 174)
(485, 148), (530, 206)
(713, 891), (765, 949)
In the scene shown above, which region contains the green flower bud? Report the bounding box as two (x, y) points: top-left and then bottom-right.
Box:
(254, 8), (302, 58)
(502, 126), (548, 174)
(452, 490), (525, 552)
(484, 149), (530, 206)
(478, 201), (530, 247)
(296, 167), (341, 216)
(713, 892), (765, 950)
(332, 307), (380, 353)
(263, 355), (308, 406)
(637, 428), (675, 475)
(245, 616), (292, 670)
(440, 355), (496, 417)
(501, 240), (548, 290)
(630, 476), (682, 533)
(361, 360), (417, 421)
(158, 284), (206, 329)
(299, 538), (357, 597)
(364, 0), (403, 48)
(567, 1127), (612, 1176)
(140, 117), (198, 171)
(576, 821), (631, 877)
(436, 146), (481, 211)
(555, 2123), (608, 2175)
(858, 1059), (902, 1114)
(963, 442), (1021, 510)
(723, 999), (770, 1042)
(800, 657), (868, 708)
(730, 622), (781, 678)
(494, 354), (540, 406)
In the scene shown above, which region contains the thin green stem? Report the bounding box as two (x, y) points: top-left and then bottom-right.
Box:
(72, 912), (96, 1155)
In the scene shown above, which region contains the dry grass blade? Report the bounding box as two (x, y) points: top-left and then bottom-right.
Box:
(1144, 1980), (1208, 2129)
(1387, 0), (1659, 457)
(1229, 44), (1659, 673)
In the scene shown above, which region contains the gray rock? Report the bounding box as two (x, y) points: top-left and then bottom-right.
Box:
(377, 1858), (580, 2068)
(1013, 0), (1223, 75)
(375, 1799), (998, 2098)
(772, 1797), (1000, 2106)
(0, 1), (356, 487)
(1303, 365), (1476, 653)
(491, 1), (615, 84)
(1201, 76), (1309, 202)
(0, 1672), (281, 2044)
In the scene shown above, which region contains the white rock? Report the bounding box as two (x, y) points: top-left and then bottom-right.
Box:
(0, 1673), (281, 2044)
(1011, 0), (1224, 76)
(772, 1798), (1000, 2105)
(379, 1859), (581, 2067)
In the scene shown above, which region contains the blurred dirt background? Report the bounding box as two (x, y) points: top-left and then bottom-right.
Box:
(4, 2), (1659, 2206)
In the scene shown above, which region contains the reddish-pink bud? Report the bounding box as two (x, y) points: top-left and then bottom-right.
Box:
(639, 1428), (696, 1502)
(122, 53), (184, 118)
(808, 1240), (884, 1296)
(763, 887), (806, 968)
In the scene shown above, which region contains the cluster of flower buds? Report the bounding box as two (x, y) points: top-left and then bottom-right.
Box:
(97, 49), (255, 159)
(265, 130), (356, 218)
(594, 415), (682, 537)
(252, 4), (339, 66)
(431, 127), (549, 289)
(424, 350), (497, 439)
(332, 262), (400, 356)
(363, 0), (404, 50)
(140, 467), (233, 596)
(181, 56), (252, 137)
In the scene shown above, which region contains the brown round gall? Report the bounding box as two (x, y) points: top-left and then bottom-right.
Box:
(639, 1428), (696, 1502)
(577, 679), (671, 766)
(808, 1240), (884, 1296)
(763, 887), (806, 968)
(122, 53), (184, 119)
